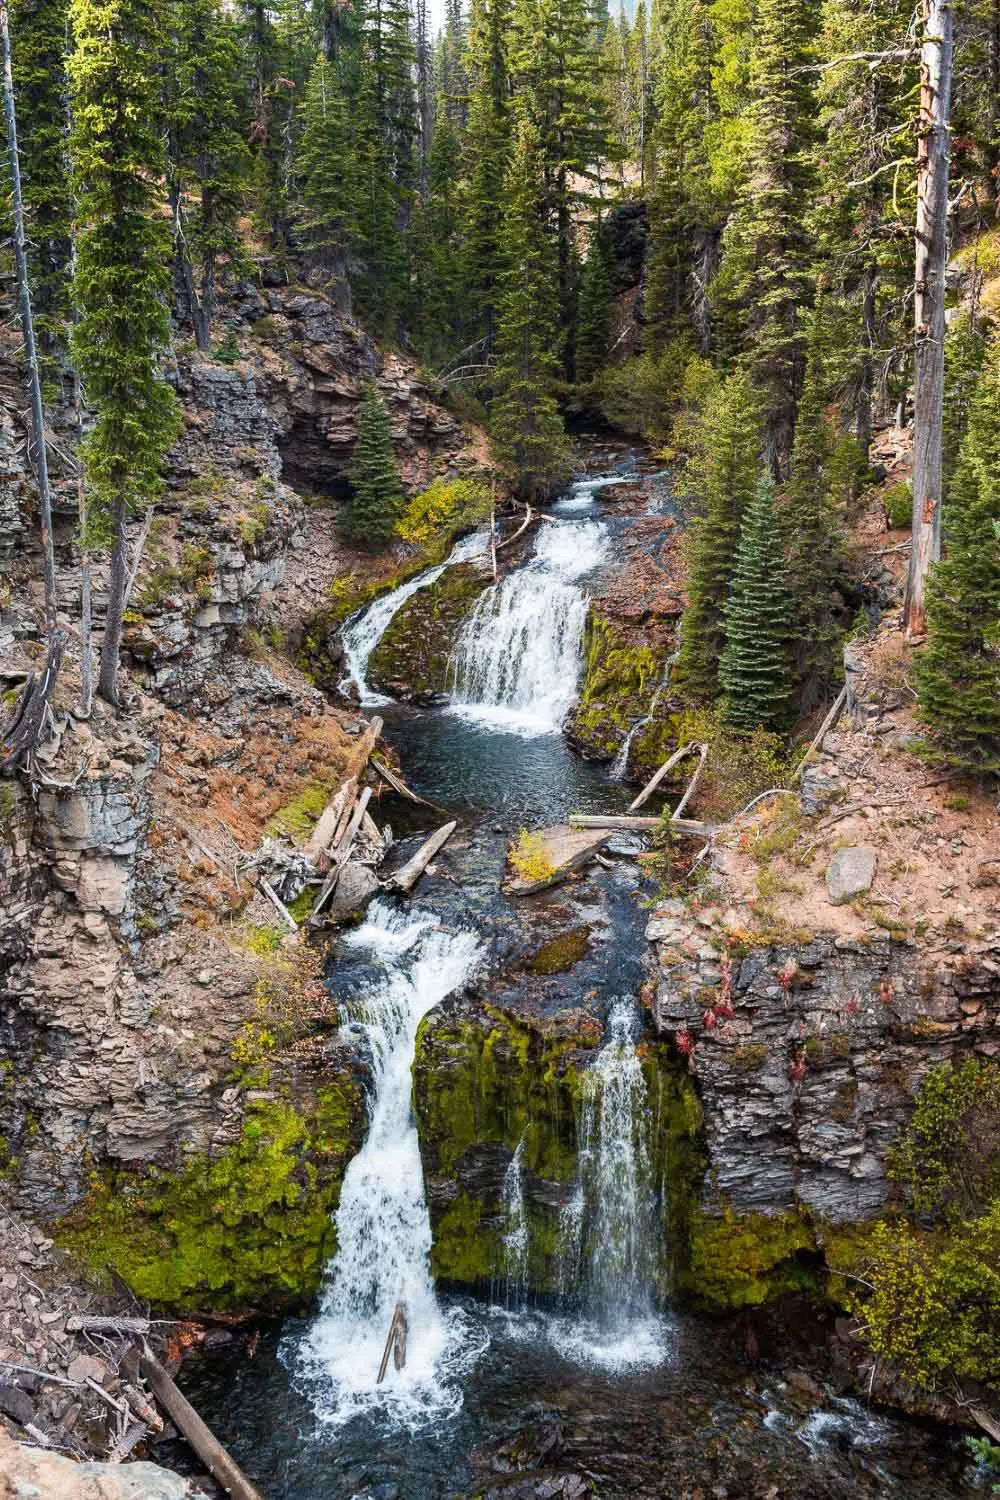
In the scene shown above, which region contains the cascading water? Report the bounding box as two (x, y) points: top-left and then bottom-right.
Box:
(498, 1136), (529, 1311)
(340, 532), (488, 705)
(609, 649), (679, 783)
(294, 901), (485, 1427)
(449, 519), (609, 735)
(548, 999), (666, 1370)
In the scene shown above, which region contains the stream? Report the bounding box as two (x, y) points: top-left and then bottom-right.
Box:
(175, 461), (986, 1498)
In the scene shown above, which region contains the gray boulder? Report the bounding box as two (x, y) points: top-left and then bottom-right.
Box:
(826, 846), (877, 905)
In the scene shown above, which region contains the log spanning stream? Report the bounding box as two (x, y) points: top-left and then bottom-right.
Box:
(174, 463), (982, 1498)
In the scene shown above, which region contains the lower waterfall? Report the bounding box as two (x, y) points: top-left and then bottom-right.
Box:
(295, 902), (484, 1427)
(449, 519), (608, 734)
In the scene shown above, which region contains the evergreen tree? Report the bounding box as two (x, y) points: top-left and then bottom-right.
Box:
(674, 368), (761, 700)
(510, 0), (615, 373)
(68, 0), (183, 705)
(575, 223), (615, 381)
(914, 342), (1000, 773)
(436, 0), (468, 119)
(410, 94), (465, 361)
(342, 382), (404, 545)
(243, 0), (314, 250)
(713, 0), (817, 473)
(462, 0), (513, 348)
(779, 296), (849, 707)
(10, 0), (72, 371)
(489, 111), (570, 498)
(720, 473), (796, 729)
(297, 50), (357, 297)
(644, 0), (714, 355)
(165, 0), (252, 349)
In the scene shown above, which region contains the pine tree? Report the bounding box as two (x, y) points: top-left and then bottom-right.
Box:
(713, 0), (817, 473)
(489, 111), (570, 498)
(644, 0), (714, 355)
(68, 0), (183, 705)
(575, 223), (615, 382)
(165, 0), (251, 349)
(462, 0), (513, 348)
(674, 369), (761, 700)
(342, 382), (404, 546)
(10, 0), (72, 372)
(781, 298), (847, 707)
(510, 0), (615, 373)
(914, 342), (1000, 773)
(297, 50), (356, 296)
(410, 94), (465, 362)
(720, 474), (796, 729)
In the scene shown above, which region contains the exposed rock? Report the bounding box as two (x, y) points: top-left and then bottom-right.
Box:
(325, 859), (379, 922)
(0, 1430), (194, 1498)
(826, 847), (877, 904)
(504, 827), (610, 896)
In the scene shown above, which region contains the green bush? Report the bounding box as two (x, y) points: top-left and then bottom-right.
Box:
(888, 1059), (1000, 1220)
(883, 481), (912, 529)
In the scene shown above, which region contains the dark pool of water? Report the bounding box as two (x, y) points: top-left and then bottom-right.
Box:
(171, 1301), (985, 1499)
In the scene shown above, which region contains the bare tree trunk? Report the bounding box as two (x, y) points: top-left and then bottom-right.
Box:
(905, 0), (954, 638)
(98, 491), (128, 705)
(0, 0), (57, 634)
(74, 364), (93, 717)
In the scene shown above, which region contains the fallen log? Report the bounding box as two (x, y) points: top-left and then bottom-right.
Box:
(313, 787), (374, 914)
(304, 715), (383, 863)
(496, 501), (534, 552)
(670, 742), (709, 822)
(791, 685), (848, 784)
(628, 742), (699, 813)
(140, 1349), (266, 1500)
(376, 1301), (408, 1384)
(65, 1315), (152, 1335)
(569, 814), (717, 836)
(259, 876), (298, 933)
(371, 756), (446, 813)
(388, 820), (457, 894)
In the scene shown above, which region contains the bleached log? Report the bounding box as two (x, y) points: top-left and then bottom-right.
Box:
(65, 1316), (152, 1335)
(259, 877), (298, 933)
(791, 685), (848, 784)
(570, 814), (717, 836)
(388, 821), (457, 894)
(669, 742), (709, 822)
(628, 742), (698, 813)
(371, 756), (445, 812)
(313, 787), (374, 914)
(496, 502), (534, 552)
(304, 715), (383, 863)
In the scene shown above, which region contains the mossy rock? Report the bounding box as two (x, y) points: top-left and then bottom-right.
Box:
(367, 561), (489, 701)
(55, 1077), (363, 1314)
(681, 1205), (822, 1310)
(564, 609), (667, 763)
(524, 927), (592, 975)
(413, 999), (705, 1298)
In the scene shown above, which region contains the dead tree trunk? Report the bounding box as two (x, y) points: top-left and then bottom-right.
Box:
(905, 0), (955, 637)
(0, 0), (57, 634)
(98, 491), (128, 705)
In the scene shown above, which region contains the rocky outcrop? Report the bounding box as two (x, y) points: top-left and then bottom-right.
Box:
(0, 1431), (193, 1499)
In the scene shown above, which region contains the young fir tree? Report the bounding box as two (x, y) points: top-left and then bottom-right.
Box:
(720, 473), (796, 730)
(462, 0), (513, 348)
(10, 0), (72, 372)
(410, 95), (465, 362)
(510, 0), (615, 374)
(644, 0), (714, 355)
(342, 382), (404, 546)
(575, 224), (615, 382)
(914, 342), (1000, 773)
(713, 0), (816, 474)
(781, 299), (846, 707)
(69, 0), (183, 705)
(489, 112), (570, 499)
(165, 0), (251, 349)
(297, 50), (357, 297)
(674, 369), (761, 701)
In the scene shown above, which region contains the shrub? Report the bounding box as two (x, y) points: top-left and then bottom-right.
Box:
(396, 478), (491, 554)
(888, 1059), (1000, 1220)
(509, 830), (557, 885)
(883, 481), (912, 529)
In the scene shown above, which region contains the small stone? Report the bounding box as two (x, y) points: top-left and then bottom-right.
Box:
(0, 1382), (35, 1425)
(826, 846), (877, 905)
(67, 1353), (108, 1385)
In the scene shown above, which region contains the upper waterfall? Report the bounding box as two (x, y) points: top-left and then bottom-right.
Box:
(448, 518), (609, 735)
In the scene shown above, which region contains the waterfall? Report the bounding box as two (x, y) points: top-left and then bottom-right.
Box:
(553, 472), (641, 515)
(558, 1000), (657, 1324)
(609, 650), (678, 783)
(340, 532), (488, 705)
(499, 1136), (529, 1311)
(296, 901), (483, 1427)
(449, 519), (609, 735)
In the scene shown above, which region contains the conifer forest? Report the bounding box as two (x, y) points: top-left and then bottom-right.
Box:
(2, 0), (1000, 1492)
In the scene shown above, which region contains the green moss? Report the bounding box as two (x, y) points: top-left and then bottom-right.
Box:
(287, 888), (317, 923)
(242, 923), (284, 955)
(728, 1044), (769, 1073)
(804, 1032), (852, 1066)
(683, 1206), (819, 1309)
(367, 562), (487, 699)
(56, 1084), (361, 1313)
(566, 609), (665, 761)
(264, 782), (332, 843)
(432, 1192), (498, 1284)
(525, 927), (592, 975)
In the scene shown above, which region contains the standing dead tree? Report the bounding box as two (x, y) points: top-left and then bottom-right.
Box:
(905, 0), (955, 637)
(0, 0), (65, 772)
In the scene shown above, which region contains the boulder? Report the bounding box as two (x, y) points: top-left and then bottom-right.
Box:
(825, 846), (877, 905)
(0, 1429), (193, 1498)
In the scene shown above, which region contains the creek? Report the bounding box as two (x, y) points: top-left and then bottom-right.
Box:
(175, 460), (984, 1498)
